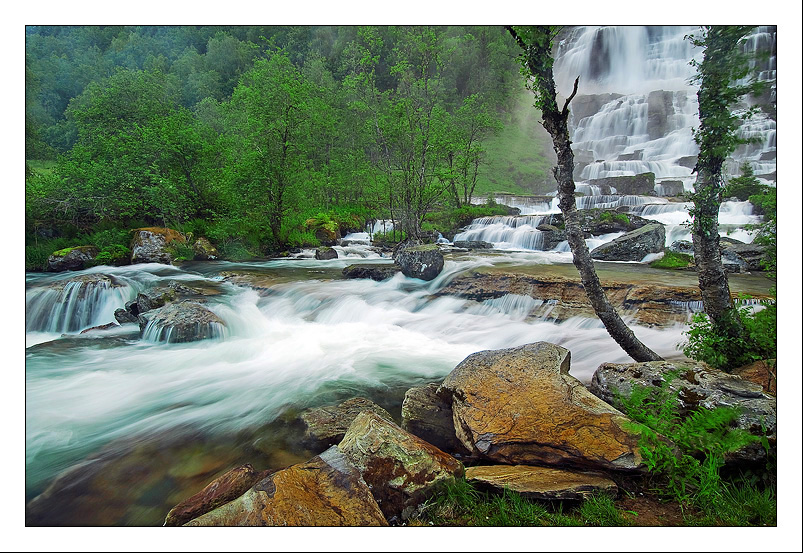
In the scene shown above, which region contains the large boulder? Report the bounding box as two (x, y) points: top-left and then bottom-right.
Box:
(342, 263), (401, 282)
(299, 397), (394, 450)
(138, 300), (225, 343)
(47, 246), (99, 272)
(394, 243), (444, 281)
(338, 410), (464, 522)
(586, 172), (656, 196)
(731, 359), (776, 396)
(656, 180), (685, 197)
(590, 223), (665, 261)
(130, 227), (187, 265)
(401, 383), (471, 457)
(453, 240), (494, 250)
(438, 342), (646, 471)
(465, 465), (617, 501)
(589, 360), (776, 463)
(314, 246), (338, 260)
(185, 447), (387, 526)
(164, 464), (268, 526)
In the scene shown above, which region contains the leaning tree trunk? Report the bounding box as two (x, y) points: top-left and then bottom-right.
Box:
(508, 26), (662, 362)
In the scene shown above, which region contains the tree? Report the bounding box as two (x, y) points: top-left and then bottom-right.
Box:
(507, 25), (662, 362)
(686, 26), (765, 339)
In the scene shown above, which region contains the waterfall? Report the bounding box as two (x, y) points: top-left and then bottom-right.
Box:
(555, 26), (777, 184)
(25, 274), (136, 334)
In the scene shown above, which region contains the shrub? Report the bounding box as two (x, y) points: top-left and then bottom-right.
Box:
(650, 251), (693, 269)
(725, 163), (768, 201)
(613, 213), (630, 225)
(681, 300), (776, 371)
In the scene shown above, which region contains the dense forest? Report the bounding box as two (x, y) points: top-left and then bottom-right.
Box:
(25, 25), (558, 269)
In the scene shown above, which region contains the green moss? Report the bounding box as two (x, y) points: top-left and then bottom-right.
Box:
(650, 251), (693, 269)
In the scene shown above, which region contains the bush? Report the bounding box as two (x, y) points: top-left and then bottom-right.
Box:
(725, 163), (768, 201)
(681, 300), (776, 371)
(650, 251), (693, 269)
(613, 213), (630, 225)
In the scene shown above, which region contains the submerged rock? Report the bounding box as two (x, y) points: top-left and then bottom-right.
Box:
(299, 397), (394, 450)
(47, 245), (99, 272)
(590, 223), (665, 261)
(465, 465), (617, 500)
(589, 360), (776, 463)
(164, 464), (268, 526)
(138, 300), (225, 343)
(394, 243), (444, 281)
(338, 410), (464, 522)
(438, 342), (646, 471)
(342, 263), (401, 282)
(185, 447), (387, 526)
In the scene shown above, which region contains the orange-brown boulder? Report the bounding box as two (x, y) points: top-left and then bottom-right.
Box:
(184, 447), (387, 526)
(438, 342), (645, 471)
(465, 465), (617, 500)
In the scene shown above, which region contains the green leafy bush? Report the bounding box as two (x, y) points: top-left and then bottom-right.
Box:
(682, 300), (776, 371)
(725, 163), (768, 201)
(650, 251), (693, 269)
(613, 213), (630, 225)
(92, 244), (131, 266)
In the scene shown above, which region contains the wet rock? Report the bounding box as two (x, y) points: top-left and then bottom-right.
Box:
(438, 342), (646, 471)
(80, 322), (120, 334)
(164, 464), (268, 526)
(394, 243), (444, 281)
(669, 240), (694, 255)
(453, 240), (494, 249)
(192, 237), (219, 261)
(465, 465), (617, 500)
(338, 411), (464, 522)
(136, 289), (177, 314)
(657, 180), (685, 197)
(299, 397), (394, 450)
(185, 447), (387, 526)
(589, 360), (776, 462)
(47, 246), (99, 272)
(587, 172), (655, 196)
(342, 263), (400, 282)
(401, 383), (471, 457)
(138, 300), (225, 343)
(590, 223), (665, 261)
(130, 227), (187, 265)
(314, 246), (338, 260)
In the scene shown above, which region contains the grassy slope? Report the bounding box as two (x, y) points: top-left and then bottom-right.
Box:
(474, 92), (557, 197)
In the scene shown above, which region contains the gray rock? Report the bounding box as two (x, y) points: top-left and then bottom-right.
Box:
(47, 246), (99, 272)
(401, 383), (471, 457)
(589, 360), (776, 463)
(130, 228), (186, 265)
(342, 263), (400, 282)
(394, 244), (444, 281)
(314, 246), (338, 260)
(587, 172), (656, 196)
(138, 300), (225, 343)
(453, 240), (494, 249)
(299, 397), (394, 450)
(656, 180), (685, 196)
(590, 223), (666, 261)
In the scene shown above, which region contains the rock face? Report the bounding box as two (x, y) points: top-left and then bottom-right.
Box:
(465, 465), (618, 500)
(453, 240), (494, 249)
(656, 180), (685, 197)
(342, 263), (401, 282)
(401, 383), (471, 457)
(338, 410), (464, 521)
(164, 464), (268, 526)
(299, 397), (394, 450)
(192, 237), (219, 260)
(590, 223), (665, 261)
(130, 227), (187, 265)
(731, 359), (776, 396)
(589, 360), (776, 462)
(438, 342), (645, 471)
(138, 300), (225, 343)
(587, 172), (656, 196)
(394, 243), (444, 281)
(185, 447), (387, 526)
(315, 246), (338, 260)
(47, 246), (99, 272)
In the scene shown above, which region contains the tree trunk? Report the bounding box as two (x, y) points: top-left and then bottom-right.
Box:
(508, 26), (663, 362)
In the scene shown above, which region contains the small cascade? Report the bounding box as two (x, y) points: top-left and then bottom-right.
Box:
(25, 274), (136, 334)
(575, 194), (654, 210)
(453, 215), (556, 251)
(492, 195), (559, 215)
(140, 319), (227, 344)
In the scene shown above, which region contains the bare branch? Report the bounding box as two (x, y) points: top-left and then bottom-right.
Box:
(562, 76), (580, 114)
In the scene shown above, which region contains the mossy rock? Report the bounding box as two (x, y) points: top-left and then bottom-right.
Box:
(47, 245), (99, 272)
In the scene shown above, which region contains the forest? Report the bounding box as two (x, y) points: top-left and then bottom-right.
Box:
(25, 25), (558, 269)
